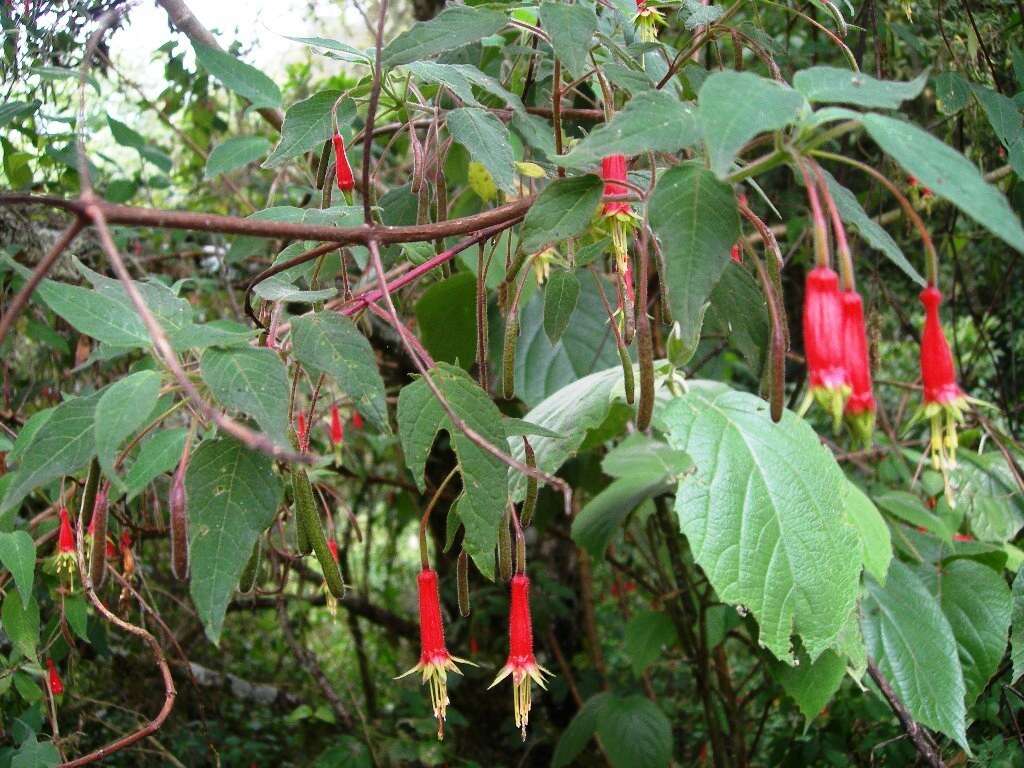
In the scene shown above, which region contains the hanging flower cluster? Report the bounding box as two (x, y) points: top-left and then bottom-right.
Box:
(632, 0), (665, 43)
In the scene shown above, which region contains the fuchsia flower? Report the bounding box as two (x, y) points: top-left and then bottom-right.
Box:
(489, 574), (552, 740)
(600, 155), (632, 218)
(918, 286), (967, 471)
(329, 404), (344, 446)
(46, 659), (63, 696)
(841, 290), (875, 445)
(296, 412), (309, 452)
(332, 133), (355, 193)
(632, 0), (665, 42)
(396, 569), (472, 740)
(55, 507), (76, 578)
(802, 266), (849, 426)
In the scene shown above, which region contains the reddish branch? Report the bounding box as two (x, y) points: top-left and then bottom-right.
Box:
(867, 660), (946, 768)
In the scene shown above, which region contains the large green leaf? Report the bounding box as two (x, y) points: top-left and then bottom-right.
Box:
(771, 647), (846, 722)
(917, 558), (1012, 706)
(122, 428), (188, 501)
(698, 71), (805, 177)
(844, 483), (892, 583)
(193, 42), (282, 110)
(819, 168), (924, 286)
(0, 532), (36, 609)
(447, 108), (516, 194)
(187, 438), (283, 643)
(94, 370), (161, 492)
(543, 270), (580, 344)
(11, 737), (59, 768)
(396, 364), (508, 578)
(520, 175), (603, 252)
(1012, 569), (1024, 683)
(290, 312), (389, 433)
(2, 391), (100, 513)
(862, 560), (968, 749)
(2, 593), (39, 660)
(551, 693), (612, 768)
(263, 90), (343, 168)
(794, 67), (927, 109)
(561, 90), (699, 169)
(382, 6), (506, 67)
(200, 347), (290, 444)
(861, 113), (1024, 253)
(664, 389), (861, 661)
(973, 85), (1024, 178)
(704, 261), (769, 373)
(596, 695), (672, 768)
(539, 1), (597, 80)
(0, 100), (40, 128)
(414, 273), (478, 372)
(205, 136), (272, 179)
(649, 163), (740, 345)
(402, 62), (522, 115)
(952, 452), (1024, 543)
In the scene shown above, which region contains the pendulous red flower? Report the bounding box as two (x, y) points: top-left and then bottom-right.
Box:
(332, 133), (355, 194)
(329, 404), (344, 447)
(841, 290), (875, 445)
(489, 574), (552, 741)
(55, 507), (76, 578)
(396, 569), (473, 739)
(802, 266), (849, 426)
(296, 412), (309, 452)
(600, 155), (632, 218)
(46, 658), (63, 696)
(918, 286), (967, 472)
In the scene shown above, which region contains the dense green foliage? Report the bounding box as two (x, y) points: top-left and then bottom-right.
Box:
(1, 1), (1023, 766)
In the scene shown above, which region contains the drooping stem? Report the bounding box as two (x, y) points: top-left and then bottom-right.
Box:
(812, 161), (856, 291)
(796, 157), (831, 269)
(418, 467), (458, 571)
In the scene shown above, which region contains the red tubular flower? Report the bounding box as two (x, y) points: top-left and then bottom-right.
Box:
(329, 404), (344, 446)
(46, 659), (63, 696)
(919, 286), (967, 471)
(600, 155), (631, 218)
(730, 244), (742, 263)
(396, 569), (472, 740)
(332, 133), (355, 193)
(351, 411), (364, 431)
(55, 507), (76, 578)
(841, 290), (875, 445)
(489, 574), (552, 740)
(802, 266), (849, 426)
(296, 412), (309, 452)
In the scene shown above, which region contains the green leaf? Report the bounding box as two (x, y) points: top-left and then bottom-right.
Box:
(572, 474), (673, 559)
(284, 35), (371, 64)
(875, 490), (952, 542)
(771, 647), (845, 723)
(122, 428), (188, 500)
(562, 90), (700, 169)
(205, 136), (272, 179)
(649, 162), (740, 345)
(973, 85), (1024, 179)
(521, 175), (603, 252)
(539, 1), (597, 80)
(543, 271), (580, 344)
(602, 432), (692, 480)
(447, 108), (515, 194)
(402, 62), (522, 116)
(596, 695), (672, 768)
(624, 611), (678, 676)
(508, 280), (623, 407)
(2, 392), (100, 514)
(0, 100), (40, 128)
(397, 364), (507, 578)
(200, 347), (290, 444)
(63, 593), (89, 641)
(263, 90), (343, 168)
(94, 370), (161, 492)
(844, 483), (892, 583)
(187, 438), (283, 643)
(952, 452), (1024, 543)
(918, 558), (1012, 705)
(0, 532), (36, 609)
(2, 593), (39, 660)
(382, 6), (507, 67)
(1012, 569), (1024, 683)
(193, 42), (282, 110)
(414, 273), (478, 371)
(819, 168), (924, 285)
(861, 113), (1024, 253)
(698, 71), (805, 177)
(664, 388), (861, 661)
(704, 261), (769, 372)
(551, 693), (612, 768)
(934, 71), (971, 115)
(290, 312), (390, 433)
(862, 560), (968, 749)
(11, 735), (59, 768)
(793, 67), (927, 109)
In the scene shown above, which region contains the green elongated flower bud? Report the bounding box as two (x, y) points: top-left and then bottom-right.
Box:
(239, 539), (262, 594)
(293, 469), (345, 599)
(502, 314), (519, 400)
(457, 549), (471, 617)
